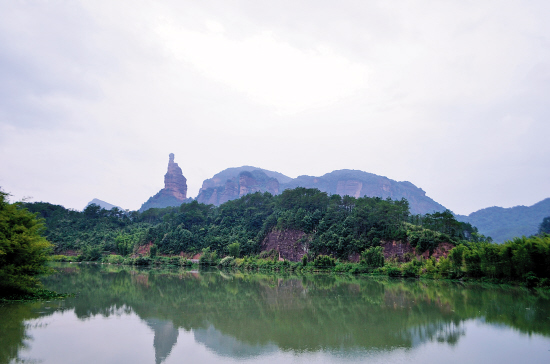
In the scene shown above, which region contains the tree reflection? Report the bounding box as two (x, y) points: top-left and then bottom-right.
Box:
(2, 264), (550, 363)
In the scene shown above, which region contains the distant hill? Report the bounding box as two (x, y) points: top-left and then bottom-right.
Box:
(195, 167), (445, 215)
(456, 198), (550, 243)
(85, 198), (122, 211)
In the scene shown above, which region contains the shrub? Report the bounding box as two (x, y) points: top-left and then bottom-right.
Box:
(401, 262), (419, 278)
(361, 246), (385, 268)
(227, 243), (240, 258)
(134, 256), (151, 266)
(386, 265), (402, 277)
(105, 255), (124, 264)
(219, 256), (236, 268)
(313, 255), (336, 268)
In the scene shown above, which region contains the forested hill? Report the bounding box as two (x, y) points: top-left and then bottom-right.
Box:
(23, 188), (477, 260)
(195, 167), (445, 215)
(456, 198), (550, 243)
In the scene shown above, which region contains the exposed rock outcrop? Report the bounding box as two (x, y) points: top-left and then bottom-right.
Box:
(261, 229), (453, 263)
(197, 170), (279, 206)
(281, 170), (445, 215)
(140, 153), (189, 212)
(261, 229), (308, 262)
(380, 240), (453, 262)
(196, 167), (445, 215)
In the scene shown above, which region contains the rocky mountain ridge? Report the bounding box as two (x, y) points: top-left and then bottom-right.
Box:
(196, 167), (445, 215)
(140, 153), (190, 212)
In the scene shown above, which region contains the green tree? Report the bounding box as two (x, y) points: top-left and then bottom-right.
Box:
(149, 244), (158, 258)
(0, 191), (52, 296)
(227, 242), (240, 258)
(361, 246), (385, 269)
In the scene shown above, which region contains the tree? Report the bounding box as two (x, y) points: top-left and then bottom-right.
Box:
(0, 190), (52, 296)
(227, 242), (240, 258)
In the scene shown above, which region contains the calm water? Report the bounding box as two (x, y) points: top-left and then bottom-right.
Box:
(1, 264), (550, 364)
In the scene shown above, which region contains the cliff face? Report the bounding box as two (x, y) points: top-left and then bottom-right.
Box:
(196, 170), (279, 205)
(140, 154), (189, 212)
(195, 167), (444, 214)
(164, 153), (187, 200)
(280, 170), (445, 215)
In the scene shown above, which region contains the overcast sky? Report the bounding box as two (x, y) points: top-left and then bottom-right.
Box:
(1, 0), (549, 215)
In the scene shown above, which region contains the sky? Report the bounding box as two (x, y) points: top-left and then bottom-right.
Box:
(0, 0), (549, 215)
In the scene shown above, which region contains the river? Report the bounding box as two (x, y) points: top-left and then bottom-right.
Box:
(1, 263), (550, 363)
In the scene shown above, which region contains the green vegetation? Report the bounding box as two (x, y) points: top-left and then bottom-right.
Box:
(22, 187), (550, 286)
(26, 188), (474, 258)
(0, 190), (55, 298)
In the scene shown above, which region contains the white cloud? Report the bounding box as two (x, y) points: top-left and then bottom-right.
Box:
(155, 20), (368, 114)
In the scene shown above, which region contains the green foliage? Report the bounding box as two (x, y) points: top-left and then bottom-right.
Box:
(313, 255), (336, 268)
(219, 256), (236, 268)
(199, 247), (218, 266)
(227, 242), (240, 258)
(0, 191), (53, 296)
(149, 244), (158, 257)
(361, 246), (385, 269)
(302, 253), (308, 266)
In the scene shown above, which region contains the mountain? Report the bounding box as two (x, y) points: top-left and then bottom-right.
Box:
(456, 198), (550, 243)
(196, 169), (281, 205)
(140, 153), (191, 212)
(85, 198), (122, 211)
(280, 169), (445, 215)
(195, 167), (445, 215)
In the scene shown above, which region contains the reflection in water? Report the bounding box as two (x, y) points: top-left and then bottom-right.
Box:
(144, 319), (179, 364)
(0, 264), (549, 363)
(194, 325), (278, 358)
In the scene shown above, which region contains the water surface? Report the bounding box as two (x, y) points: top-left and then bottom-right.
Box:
(1, 263), (550, 363)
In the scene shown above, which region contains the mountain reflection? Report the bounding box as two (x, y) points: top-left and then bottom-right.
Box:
(194, 325), (278, 358)
(1, 263), (550, 363)
(144, 319), (179, 364)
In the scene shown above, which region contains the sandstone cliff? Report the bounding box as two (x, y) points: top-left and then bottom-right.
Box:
(140, 153), (190, 212)
(281, 170), (445, 215)
(196, 169), (280, 205)
(196, 167), (446, 215)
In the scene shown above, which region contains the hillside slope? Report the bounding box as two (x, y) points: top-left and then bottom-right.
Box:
(456, 198), (550, 243)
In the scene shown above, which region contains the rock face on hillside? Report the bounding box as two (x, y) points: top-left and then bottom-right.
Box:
(262, 229), (308, 261)
(140, 154), (189, 212)
(196, 170), (280, 205)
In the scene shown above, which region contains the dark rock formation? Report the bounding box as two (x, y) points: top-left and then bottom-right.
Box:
(196, 170), (280, 206)
(140, 153), (189, 212)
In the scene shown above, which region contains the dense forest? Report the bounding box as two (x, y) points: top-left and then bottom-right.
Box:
(21, 187), (550, 283)
(24, 188), (476, 258)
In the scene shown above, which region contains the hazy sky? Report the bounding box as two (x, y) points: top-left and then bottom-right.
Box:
(1, 0), (549, 215)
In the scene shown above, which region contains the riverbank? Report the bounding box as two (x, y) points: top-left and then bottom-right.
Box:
(49, 253), (550, 290)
